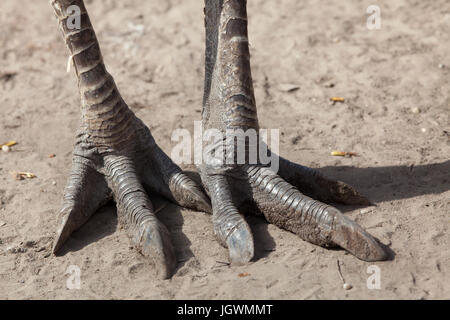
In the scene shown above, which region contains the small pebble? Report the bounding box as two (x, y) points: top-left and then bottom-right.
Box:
(2, 145), (10, 152)
(343, 283), (353, 290)
(421, 128), (427, 133)
(411, 107), (420, 114)
(52, 180), (56, 186)
(438, 64), (445, 69)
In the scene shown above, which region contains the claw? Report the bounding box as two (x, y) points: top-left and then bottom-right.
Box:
(53, 207), (82, 254)
(326, 180), (372, 206)
(331, 214), (388, 261)
(53, 159), (110, 254)
(212, 206), (255, 265)
(53, 209), (72, 254)
(132, 220), (176, 279)
(141, 146), (212, 214)
(248, 165), (387, 261)
(106, 155), (177, 278)
(169, 172), (212, 214)
(206, 174), (254, 264)
(225, 221), (254, 265)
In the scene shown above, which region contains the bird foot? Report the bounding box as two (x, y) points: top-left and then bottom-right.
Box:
(53, 120), (211, 279)
(199, 160), (388, 263)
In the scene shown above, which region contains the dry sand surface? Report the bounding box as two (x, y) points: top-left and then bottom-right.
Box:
(0, 0), (449, 299)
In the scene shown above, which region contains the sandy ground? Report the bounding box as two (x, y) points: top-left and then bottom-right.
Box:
(0, 0), (449, 300)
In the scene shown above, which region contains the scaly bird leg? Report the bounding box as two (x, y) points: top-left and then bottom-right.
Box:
(50, 0), (211, 279)
(198, 0), (258, 264)
(199, 0), (387, 263)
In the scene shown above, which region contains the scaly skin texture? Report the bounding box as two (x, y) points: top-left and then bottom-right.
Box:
(197, 0), (388, 264)
(50, 0), (211, 279)
(51, 0), (388, 280)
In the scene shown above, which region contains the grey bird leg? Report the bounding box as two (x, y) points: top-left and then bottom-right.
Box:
(199, 0), (387, 262)
(198, 0), (258, 264)
(50, 0), (211, 279)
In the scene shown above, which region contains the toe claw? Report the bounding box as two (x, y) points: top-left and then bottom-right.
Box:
(170, 172), (212, 213)
(52, 160), (110, 255)
(330, 180), (373, 206)
(225, 222), (254, 265)
(206, 175), (254, 265)
(331, 215), (388, 261)
(134, 220), (176, 279)
(106, 156), (177, 279)
(53, 211), (72, 255)
(181, 183), (212, 214)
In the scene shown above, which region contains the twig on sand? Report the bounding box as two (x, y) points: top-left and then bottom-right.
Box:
(337, 259), (353, 290)
(336, 259), (345, 283)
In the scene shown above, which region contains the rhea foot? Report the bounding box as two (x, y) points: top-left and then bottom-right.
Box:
(198, 161), (387, 264)
(199, 0), (388, 264)
(50, 0), (210, 279)
(53, 128), (211, 279)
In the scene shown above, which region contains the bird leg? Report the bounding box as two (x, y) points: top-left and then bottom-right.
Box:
(198, 0), (388, 263)
(50, 0), (210, 279)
